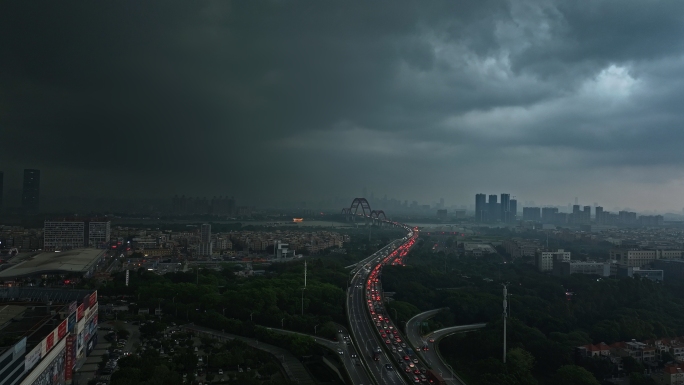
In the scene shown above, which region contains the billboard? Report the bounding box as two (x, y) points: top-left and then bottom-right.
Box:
(13, 337), (26, 360)
(65, 336), (75, 381)
(68, 301), (77, 315)
(77, 304), (84, 321)
(58, 319), (67, 340)
(89, 290), (97, 307)
(68, 312), (76, 333)
(24, 343), (42, 371)
(45, 332), (55, 353)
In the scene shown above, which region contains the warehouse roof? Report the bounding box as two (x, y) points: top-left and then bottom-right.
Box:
(0, 249), (105, 279)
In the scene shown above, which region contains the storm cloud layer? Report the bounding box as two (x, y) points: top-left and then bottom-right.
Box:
(2, 0), (684, 211)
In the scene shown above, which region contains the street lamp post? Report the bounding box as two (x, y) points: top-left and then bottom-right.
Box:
(314, 324), (320, 335)
(301, 288), (305, 316)
(281, 318), (285, 329)
(250, 312), (254, 321)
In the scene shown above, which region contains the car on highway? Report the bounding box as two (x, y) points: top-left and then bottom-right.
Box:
(428, 338), (435, 343)
(385, 364), (393, 371)
(337, 349), (344, 355)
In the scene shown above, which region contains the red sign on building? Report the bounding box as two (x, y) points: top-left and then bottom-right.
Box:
(90, 291), (97, 307)
(58, 320), (67, 340)
(45, 332), (55, 352)
(77, 304), (85, 321)
(65, 336), (75, 381)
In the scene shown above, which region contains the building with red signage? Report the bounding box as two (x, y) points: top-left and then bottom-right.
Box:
(0, 288), (98, 385)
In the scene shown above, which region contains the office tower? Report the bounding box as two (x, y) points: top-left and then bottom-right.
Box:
(595, 206), (604, 224)
(199, 223), (212, 256)
(488, 195), (498, 222)
(0, 171), (3, 211)
(22, 169), (40, 212)
(542, 207), (559, 222)
(509, 199), (517, 222)
(500, 194), (511, 222)
(475, 194), (487, 222)
(571, 204), (580, 223)
(44, 219), (111, 250)
(522, 207), (541, 221)
(583, 206), (591, 223)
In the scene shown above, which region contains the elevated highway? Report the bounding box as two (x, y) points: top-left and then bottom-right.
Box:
(405, 308), (486, 385)
(347, 225), (413, 385)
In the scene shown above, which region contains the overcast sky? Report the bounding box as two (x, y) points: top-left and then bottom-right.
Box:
(2, 1), (684, 212)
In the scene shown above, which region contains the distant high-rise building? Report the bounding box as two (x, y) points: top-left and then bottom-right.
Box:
(500, 194), (511, 222)
(523, 207), (541, 221)
(583, 206), (591, 223)
(475, 194), (487, 222)
(0, 171), (3, 211)
(509, 199), (517, 222)
(595, 206), (604, 224)
(542, 207), (559, 222)
(199, 223), (212, 256)
(488, 195), (498, 222)
(22, 169), (40, 212)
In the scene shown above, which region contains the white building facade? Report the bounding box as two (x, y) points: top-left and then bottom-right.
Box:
(537, 249), (571, 272)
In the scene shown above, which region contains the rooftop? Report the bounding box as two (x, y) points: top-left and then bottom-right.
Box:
(0, 248), (105, 279)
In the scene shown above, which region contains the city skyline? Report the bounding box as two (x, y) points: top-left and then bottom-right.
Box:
(3, 2), (684, 212)
(0, 167), (680, 216)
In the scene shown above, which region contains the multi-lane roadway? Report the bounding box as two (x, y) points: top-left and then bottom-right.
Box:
(347, 223), (431, 384)
(347, 237), (409, 385)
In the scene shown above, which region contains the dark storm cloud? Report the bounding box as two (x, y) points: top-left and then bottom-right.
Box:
(2, 0), (684, 210)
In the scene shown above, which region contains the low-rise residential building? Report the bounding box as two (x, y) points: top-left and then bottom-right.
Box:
(617, 266), (664, 282)
(537, 249), (571, 272)
(577, 343), (611, 358)
(503, 238), (540, 259)
(653, 260), (684, 282)
(554, 261), (610, 277)
(610, 249), (683, 268)
(653, 364), (684, 385)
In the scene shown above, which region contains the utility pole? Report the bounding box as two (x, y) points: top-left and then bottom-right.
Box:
(503, 283), (509, 364)
(369, 223), (372, 242)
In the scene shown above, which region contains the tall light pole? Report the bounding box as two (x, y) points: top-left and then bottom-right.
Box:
(503, 283), (509, 364)
(314, 324), (319, 335)
(281, 318), (285, 329)
(302, 261), (307, 316)
(250, 312), (254, 321)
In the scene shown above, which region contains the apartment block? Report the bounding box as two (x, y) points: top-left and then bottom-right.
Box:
(537, 249), (571, 272)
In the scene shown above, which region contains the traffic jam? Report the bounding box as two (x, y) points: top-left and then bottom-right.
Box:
(365, 227), (432, 383)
